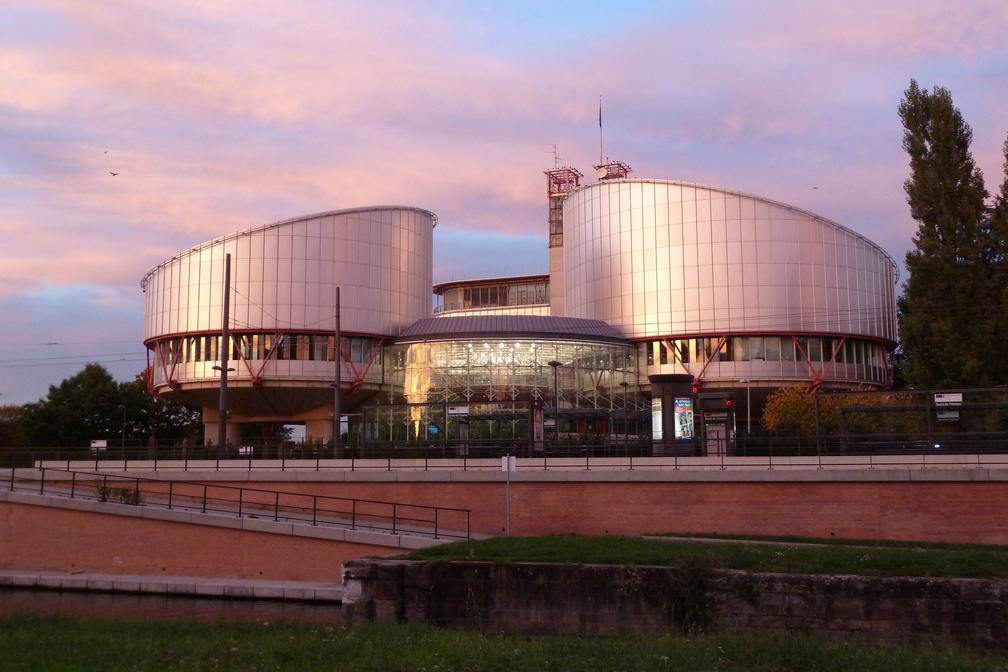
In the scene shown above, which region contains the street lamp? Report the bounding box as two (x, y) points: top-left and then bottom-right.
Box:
(212, 364), (235, 450)
(118, 404), (126, 460)
(739, 378), (751, 434)
(547, 360), (562, 442)
(619, 381), (629, 451)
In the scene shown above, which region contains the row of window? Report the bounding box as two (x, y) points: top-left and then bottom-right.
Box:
(644, 336), (886, 368)
(152, 334), (382, 365)
(438, 281), (550, 312)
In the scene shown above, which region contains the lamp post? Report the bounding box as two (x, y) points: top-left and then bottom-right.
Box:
(739, 378), (751, 434)
(212, 364), (236, 449)
(547, 360), (562, 442)
(333, 286), (342, 458)
(118, 404), (126, 460)
(217, 253), (232, 451)
(619, 381), (629, 452)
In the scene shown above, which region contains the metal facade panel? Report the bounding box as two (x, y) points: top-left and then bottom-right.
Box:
(562, 180), (898, 344)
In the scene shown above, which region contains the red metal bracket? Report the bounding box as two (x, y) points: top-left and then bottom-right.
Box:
(693, 336), (727, 383)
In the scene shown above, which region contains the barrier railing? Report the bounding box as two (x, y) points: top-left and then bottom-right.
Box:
(7, 467), (471, 540)
(18, 451), (1008, 475)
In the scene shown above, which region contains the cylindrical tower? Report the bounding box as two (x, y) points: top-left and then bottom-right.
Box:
(561, 179), (898, 391)
(141, 206), (436, 443)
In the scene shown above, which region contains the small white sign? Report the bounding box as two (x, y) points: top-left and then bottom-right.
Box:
(448, 405), (470, 416)
(934, 393), (963, 406)
(89, 439), (107, 449)
(501, 455), (517, 472)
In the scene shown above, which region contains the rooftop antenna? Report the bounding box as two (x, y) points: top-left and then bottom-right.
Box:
(552, 144), (561, 168)
(598, 95), (603, 165)
(594, 95), (631, 181)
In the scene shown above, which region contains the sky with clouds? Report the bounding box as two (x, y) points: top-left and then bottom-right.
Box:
(1, 0), (1007, 404)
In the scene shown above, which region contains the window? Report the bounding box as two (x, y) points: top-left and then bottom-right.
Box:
(659, 341), (668, 365)
(646, 342), (655, 366)
(733, 337), (749, 361)
(781, 337), (795, 361)
(764, 336), (780, 361)
(749, 337), (765, 361)
(808, 337), (822, 362)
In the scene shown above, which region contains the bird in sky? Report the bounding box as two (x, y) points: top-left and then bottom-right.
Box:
(109, 171), (119, 177)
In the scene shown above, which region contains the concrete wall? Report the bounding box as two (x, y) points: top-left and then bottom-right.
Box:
(344, 559), (1008, 651)
(0, 500), (399, 582)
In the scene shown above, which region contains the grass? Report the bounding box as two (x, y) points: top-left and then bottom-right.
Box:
(406, 534), (1008, 579)
(1, 614), (1004, 672)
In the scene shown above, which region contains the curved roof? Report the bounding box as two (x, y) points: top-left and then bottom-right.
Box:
(568, 178), (898, 280)
(141, 205), (437, 290)
(395, 315), (628, 345)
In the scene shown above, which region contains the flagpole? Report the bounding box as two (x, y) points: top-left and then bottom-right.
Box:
(598, 95), (603, 165)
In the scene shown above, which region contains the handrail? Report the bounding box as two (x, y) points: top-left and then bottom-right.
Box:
(9, 466), (471, 541)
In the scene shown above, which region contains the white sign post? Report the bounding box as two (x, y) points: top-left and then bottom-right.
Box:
(502, 454), (517, 536)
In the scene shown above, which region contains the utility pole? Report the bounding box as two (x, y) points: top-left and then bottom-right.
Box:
(333, 286), (342, 458)
(548, 360), (562, 443)
(217, 253), (232, 452)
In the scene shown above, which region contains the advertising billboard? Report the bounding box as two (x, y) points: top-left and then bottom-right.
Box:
(674, 397), (694, 440)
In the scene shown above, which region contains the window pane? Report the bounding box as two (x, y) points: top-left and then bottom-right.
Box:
(764, 336), (780, 361)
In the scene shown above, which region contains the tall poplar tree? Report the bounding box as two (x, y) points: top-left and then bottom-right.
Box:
(897, 80), (1005, 388)
(989, 136), (1008, 384)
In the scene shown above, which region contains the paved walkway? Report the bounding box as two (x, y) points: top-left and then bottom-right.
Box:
(0, 570), (344, 602)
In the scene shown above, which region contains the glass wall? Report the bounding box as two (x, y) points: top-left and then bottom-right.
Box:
(377, 337), (640, 442)
(641, 335), (889, 383)
(149, 333), (382, 365)
(437, 279), (550, 313)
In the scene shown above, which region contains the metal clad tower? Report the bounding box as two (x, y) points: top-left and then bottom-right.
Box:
(545, 167), (582, 317)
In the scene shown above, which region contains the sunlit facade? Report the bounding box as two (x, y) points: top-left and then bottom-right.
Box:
(142, 206), (435, 443)
(371, 316), (641, 445)
(141, 172), (898, 453)
(560, 179), (898, 390)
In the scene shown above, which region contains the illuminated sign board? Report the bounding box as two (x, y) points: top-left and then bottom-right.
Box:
(674, 397), (694, 440)
(651, 397), (663, 441)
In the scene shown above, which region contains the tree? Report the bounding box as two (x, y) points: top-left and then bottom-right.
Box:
(20, 364), (201, 448)
(988, 135), (1008, 384)
(121, 374), (202, 445)
(0, 405), (25, 448)
(21, 363), (123, 447)
(897, 80), (1007, 388)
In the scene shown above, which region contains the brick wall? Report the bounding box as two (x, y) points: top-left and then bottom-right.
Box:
(199, 479), (1008, 544)
(0, 501), (398, 582)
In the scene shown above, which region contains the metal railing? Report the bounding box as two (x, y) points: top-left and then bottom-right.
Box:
(18, 451), (1008, 475)
(8, 466), (471, 540)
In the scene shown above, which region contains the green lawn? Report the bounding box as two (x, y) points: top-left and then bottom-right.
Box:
(406, 534), (1008, 579)
(1, 615), (1003, 672)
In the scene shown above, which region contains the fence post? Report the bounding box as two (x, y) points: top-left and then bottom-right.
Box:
(434, 508), (439, 539)
(238, 489), (243, 517)
(202, 484), (207, 513)
(168, 482), (173, 510)
(352, 500), (356, 530)
(274, 491), (279, 521)
(467, 511), (471, 540)
(70, 471), (76, 498)
(39, 468), (45, 495)
(392, 503), (397, 535)
(9, 466), (13, 492)
(312, 496), (317, 526)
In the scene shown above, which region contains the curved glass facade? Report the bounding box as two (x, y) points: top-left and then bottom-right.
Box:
(372, 337), (640, 443)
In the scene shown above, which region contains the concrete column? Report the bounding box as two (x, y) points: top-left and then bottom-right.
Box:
(203, 421), (241, 447)
(306, 419), (334, 444)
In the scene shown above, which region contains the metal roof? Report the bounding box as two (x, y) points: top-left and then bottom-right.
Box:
(396, 315), (628, 344)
